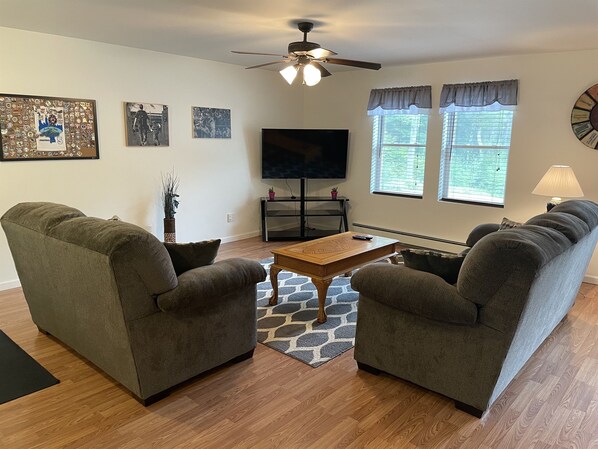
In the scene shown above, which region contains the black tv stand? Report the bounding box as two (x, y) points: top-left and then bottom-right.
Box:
(260, 193), (349, 241)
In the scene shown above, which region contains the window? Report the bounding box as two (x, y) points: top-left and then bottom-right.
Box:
(438, 109), (514, 206)
(367, 85), (432, 197)
(371, 114), (429, 196)
(438, 79), (518, 206)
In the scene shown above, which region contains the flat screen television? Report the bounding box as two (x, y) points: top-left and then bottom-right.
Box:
(261, 128), (349, 179)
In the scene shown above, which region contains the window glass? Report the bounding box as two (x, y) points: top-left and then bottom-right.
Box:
(438, 110), (514, 206)
(371, 114), (429, 197)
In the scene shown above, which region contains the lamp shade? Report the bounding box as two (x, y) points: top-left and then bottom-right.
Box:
(532, 165), (584, 198)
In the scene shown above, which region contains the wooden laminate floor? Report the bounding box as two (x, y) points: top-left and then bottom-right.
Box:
(1, 236), (598, 448)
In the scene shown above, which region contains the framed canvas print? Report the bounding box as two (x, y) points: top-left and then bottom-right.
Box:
(192, 107), (231, 138)
(124, 102), (169, 146)
(0, 93), (99, 161)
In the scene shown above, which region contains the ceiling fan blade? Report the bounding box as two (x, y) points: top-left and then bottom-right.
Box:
(306, 47), (337, 59)
(312, 62), (332, 77)
(325, 57), (382, 70)
(232, 50), (289, 58)
(245, 60), (291, 69)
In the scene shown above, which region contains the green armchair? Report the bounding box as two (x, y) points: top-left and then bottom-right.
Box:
(1, 202), (266, 404)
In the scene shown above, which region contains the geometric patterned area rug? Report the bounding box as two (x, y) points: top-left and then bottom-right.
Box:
(257, 258), (358, 367)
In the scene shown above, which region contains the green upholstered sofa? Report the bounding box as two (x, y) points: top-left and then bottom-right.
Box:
(351, 200), (598, 417)
(1, 202), (266, 404)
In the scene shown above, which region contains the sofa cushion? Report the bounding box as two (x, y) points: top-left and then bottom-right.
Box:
(550, 200), (598, 228)
(1, 202), (85, 234)
(525, 212), (590, 243)
(401, 249), (465, 284)
(48, 216), (178, 296)
(164, 239), (221, 276)
(457, 225), (572, 305)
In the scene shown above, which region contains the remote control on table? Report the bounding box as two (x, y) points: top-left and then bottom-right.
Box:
(352, 234), (373, 240)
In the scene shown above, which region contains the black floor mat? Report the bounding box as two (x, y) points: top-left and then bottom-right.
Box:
(0, 330), (59, 404)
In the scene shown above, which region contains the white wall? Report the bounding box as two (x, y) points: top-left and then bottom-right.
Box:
(303, 49), (598, 282)
(2, 27), (598, 288)
(0, 27), (304, 288)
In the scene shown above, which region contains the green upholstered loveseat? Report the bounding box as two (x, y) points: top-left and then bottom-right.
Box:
(351, 200), (598, 417)
(1, 202), (266, 404)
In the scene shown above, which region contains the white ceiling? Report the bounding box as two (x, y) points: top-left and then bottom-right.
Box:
(1, 0), (597, 72)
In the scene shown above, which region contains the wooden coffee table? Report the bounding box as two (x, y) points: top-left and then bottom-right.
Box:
(269, 232), (400, 323)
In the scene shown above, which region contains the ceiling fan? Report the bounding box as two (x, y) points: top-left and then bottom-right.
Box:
(232, 22), (382, 86)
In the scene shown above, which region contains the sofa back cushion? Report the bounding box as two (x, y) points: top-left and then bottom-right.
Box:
(525, 212), (590, 243)
(550, 200), (598, 228)
(457, 225), (571, 306)
(457, 200), (598, 308)
(2, 202), (178, 320)
(1, 201), (85, 233)
(49, 216), (177, 297)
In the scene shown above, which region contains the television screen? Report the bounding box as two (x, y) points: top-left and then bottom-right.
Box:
(261, 129), (349, 179)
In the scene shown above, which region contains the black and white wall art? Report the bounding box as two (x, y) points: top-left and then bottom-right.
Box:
(192, 107), (231, 139)
(125, 102), (169, 147)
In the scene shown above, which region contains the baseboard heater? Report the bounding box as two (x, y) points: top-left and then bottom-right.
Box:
(352, 222), (467, 250)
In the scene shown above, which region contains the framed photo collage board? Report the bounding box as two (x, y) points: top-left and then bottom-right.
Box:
(0, 93), (231, 161)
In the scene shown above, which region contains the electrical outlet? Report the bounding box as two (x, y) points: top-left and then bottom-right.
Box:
(226, 213), (234, 223)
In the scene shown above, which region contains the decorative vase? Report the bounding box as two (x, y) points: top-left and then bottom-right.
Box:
(331, 191), (338, 200)
(268, 191), (275, 201)
(164, 218), (176, 243)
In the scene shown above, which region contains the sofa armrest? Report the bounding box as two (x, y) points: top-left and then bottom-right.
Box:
(156, 258), (266, 313)
(351, 264), (478, 325)
(466, 223), (500, 247)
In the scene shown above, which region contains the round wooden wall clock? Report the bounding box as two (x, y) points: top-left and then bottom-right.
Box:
(571, 83), (598, 149)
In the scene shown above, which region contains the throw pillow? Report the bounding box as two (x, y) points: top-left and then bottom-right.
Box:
(164, 239), (221, 276)
(400, 249), (465, 284)
(498, 217), (522, 230)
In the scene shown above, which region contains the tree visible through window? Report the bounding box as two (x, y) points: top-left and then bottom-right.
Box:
(371, 114), (429, 196)
(439, 110), (514, 206)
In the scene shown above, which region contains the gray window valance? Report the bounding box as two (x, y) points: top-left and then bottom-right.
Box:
(367, 86), (432, 116)
(439, 79), (518, 112)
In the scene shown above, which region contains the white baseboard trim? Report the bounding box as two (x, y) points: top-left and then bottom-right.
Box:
(583, 274), (598, 285)
(219, 230), (261, 244)
(0, 279), (21, 291)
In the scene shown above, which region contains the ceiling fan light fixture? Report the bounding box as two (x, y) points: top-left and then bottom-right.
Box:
(280, 65), (298, 84)
(308, 47), (327, 59)
(303, 63), (321, 86)
(233, 21), (381, 85)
